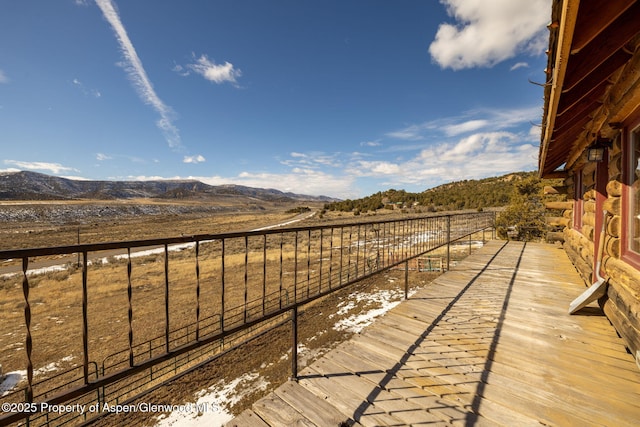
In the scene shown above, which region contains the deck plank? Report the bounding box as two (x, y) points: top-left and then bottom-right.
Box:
(273, 380), (351, 426)
(227, 241), (640, 426)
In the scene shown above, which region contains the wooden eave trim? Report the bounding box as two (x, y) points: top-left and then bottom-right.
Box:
(539, 0), (580, 177)
(552, 112), (593, 143)
(558, 52), (629, 113)
(540, 170), (568, 179)
(557, 80), (607, 121)
(564, 106), (606, 171)
(570, 0), (635, 54)
(545, 135), (581, 172)
(563, 1), (640, 91)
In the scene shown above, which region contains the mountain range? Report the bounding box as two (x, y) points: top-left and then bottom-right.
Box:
(0, 171), (337, 203)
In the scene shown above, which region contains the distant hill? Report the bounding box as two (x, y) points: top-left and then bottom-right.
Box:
(0, 171), (337, 203)
(324, 172), (543, 213)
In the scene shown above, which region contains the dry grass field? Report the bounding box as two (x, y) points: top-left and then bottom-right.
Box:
(0, 200), (485, 425)
(0, 199), (321, 249)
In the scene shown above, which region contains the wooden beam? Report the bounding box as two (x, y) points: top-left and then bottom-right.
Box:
(546, 216), (571, 227)
(540, 171), (568, 181)
(555, 99), (599, 135)
(543, 184), (569, 194)
(558, 53), (628, 113)
(564, 2), (640, 91)
(570, 0), (635, 54)
(545, 201), (574, 210)
(550, 112), (593, 146)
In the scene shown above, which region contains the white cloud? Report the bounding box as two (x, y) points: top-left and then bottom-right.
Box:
(385, 123), (428, 141)
(347, 130), (537, 189)
(3, 160), (79, 174)
(190, 169), (354, 199)
(96, 153), (112, 161)
(183, 54), (242, 86)
(429, 0), (551, 70)
(183, 154), (206, 164)
(0, 69), (8, 83)
(387, 107), (540, 142)
(72, 78), (101, 98)
(510, 62), (529, 71)
(95, 0), (181, 148)
(346, 106), (541, 191)
(360, 140), (382, 147)
(350, 161), (401, 176)
(91, 103), (539, 199)
(442, 119), (488, 136)
(528, 124), (541, 140)
(281, 151), (343, 169)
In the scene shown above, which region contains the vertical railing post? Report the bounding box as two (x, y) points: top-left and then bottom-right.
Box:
(164, 244), (170, 353)
(339, 227), (344, 285)
(263, 235), (267, 316)
(363, 226), (368, 272)
(319, 229), (324, 292)
(221, 239), (225, 332)
(306, 230), (311, 298)
(356, 224), (361, 277)
(22, 257), (33, 403)
(77, 228), (81, 267)
(446, 215), (451, 271)
(244, 236), (249, 323)
(279, 234), (283, 309)
(291, 306), (298, 381)
(127, 248), (134, 367)
(82, 250), (90, 382)
(493, 211), (497, 240)
(329, 228), (334, 290)
(195, 241), (201, 341)
(347, 227), (352, 282)
(404, 260), (409, 300)
(294, 232), (299, 303)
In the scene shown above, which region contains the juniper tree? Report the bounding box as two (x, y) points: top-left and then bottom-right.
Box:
(495, 176), (547, 241)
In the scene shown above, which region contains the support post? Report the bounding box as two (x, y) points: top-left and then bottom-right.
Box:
(446, 215), (451, 271)
(291, 306), (298, 381)
(404, 260), (409, 299)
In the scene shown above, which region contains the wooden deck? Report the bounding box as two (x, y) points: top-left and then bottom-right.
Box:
(227, 240), (640, 426)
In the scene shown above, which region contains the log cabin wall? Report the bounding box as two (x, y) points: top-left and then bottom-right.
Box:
(602, 136), (640, 356)
(539, 0), (640, 359)
(559, 133), (640, 357)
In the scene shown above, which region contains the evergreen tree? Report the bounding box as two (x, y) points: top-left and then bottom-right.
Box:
(495, 176), (547, 241)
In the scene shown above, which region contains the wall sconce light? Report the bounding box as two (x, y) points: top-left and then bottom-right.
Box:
(587, 138), (611, 162)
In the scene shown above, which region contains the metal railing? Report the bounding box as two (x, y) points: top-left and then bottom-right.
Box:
(0, 211), (494, 426)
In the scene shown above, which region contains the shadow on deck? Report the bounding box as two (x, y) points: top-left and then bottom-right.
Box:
(228, 240), (640, 426)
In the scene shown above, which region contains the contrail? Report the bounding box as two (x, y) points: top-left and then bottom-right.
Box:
(95, 0), (181, 149)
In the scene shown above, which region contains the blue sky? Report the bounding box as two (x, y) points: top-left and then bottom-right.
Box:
(0, 0), (551, 199)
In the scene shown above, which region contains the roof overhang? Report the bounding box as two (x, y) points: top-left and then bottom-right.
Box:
(539, 0), (640, 177)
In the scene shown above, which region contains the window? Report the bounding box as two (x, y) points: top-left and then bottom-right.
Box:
(628, 127), (640, 254)
(622, 122), (640, 267)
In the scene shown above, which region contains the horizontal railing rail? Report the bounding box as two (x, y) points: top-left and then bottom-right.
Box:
(0, 211), (494, 426)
